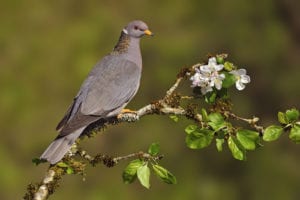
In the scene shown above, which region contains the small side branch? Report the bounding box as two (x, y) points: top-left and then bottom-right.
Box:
(225, 111), (264, 133)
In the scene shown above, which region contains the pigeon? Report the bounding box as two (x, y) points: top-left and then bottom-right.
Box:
(40, 20), (153, 164)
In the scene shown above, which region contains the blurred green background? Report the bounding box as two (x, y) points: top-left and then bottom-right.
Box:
(1, 0), (300, 199)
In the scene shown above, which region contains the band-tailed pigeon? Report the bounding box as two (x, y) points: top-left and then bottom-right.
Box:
(40, 20), (153, 164)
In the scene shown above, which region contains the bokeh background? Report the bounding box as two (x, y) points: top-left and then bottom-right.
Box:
(1, 0), (300, 199)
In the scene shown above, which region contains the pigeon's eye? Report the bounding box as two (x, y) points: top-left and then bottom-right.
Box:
(134, 26), (138, 30)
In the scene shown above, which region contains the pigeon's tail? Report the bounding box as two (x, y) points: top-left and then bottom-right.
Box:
(40, 128), (84, 164)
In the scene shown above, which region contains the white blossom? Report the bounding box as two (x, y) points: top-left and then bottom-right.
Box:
(190, 57), (225, 94)
(230, 69), (250, 90)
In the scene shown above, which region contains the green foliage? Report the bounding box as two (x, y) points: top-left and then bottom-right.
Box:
(228, 136), (246, 161)
(205, 91), (217, 104)
(152, 164), (177, 184)
(57, 162), (74, 175)
(122, 143), (177, 189)
(32, 158), (46, 165)
(148, 143), (160, 156)
(183, 108), (298, 161)
(217, 88), (230, 100)
(122, 159), (143, 184)
(278, 108), (299, 124)
(289, 124), (300, 144)
(275, 108), (300, 143)
(66, 167), (74, 175)
(236, 130), (259, 150)
(208, 113), (226, 131)
(169, 115), (179, 122)
(185, 127), (214, 149)
(215, 138), (225, 152)
(278, 112), (289, 124)
(223, 61), (235, 71)
(183, 87), (298, 161)
(263, 125), (283, 142)
(186, 57), (299, 163)
(137, 164), (151, 189)
(184, 124), (198, 134)
(201, 108), (209, 122)
(222, 72), (236, 88)
(286, 109), (300, 122)
(216, 55), (225, 64)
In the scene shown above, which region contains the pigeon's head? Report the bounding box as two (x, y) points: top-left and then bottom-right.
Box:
(123, 20), (153, 38)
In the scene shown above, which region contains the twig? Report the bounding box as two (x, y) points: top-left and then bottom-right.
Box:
(225, 111), (264, 133)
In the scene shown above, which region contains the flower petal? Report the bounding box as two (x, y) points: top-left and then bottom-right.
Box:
(236, 81), (245, 90)
(241, 75), (250, 83)
(238, 69), (247, 75)
(219, 73), (225, 80)
(208, 57), (217, 65)
(201, 86), (212, 95)
(214, 64), (224, 71)
(230, 70), (239, 76)
(200, 65), (212, 73)
(214, 79), (223, 90)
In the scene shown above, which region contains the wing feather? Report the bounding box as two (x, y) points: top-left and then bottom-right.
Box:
(81, 56), (141, 115)
(57, 55), (141, 136)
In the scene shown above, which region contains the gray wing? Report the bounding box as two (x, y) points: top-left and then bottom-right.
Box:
(57, 55), (142, 136)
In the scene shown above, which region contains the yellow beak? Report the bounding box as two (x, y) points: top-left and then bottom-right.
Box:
(144, 29), (154, 36)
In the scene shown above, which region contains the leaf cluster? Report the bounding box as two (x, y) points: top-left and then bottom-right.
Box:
(122, 143), (177, 189)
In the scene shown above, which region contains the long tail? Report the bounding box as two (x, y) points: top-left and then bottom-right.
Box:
(40, 128), (84, 164)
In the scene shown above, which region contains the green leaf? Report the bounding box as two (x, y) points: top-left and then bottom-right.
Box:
(57, 162), (69, 168)
(66, 167), (74, 174)
(32, 158), (46, 165)
(216, 138), (224, 152)
(286, 108), (300, 122)
(263, 125), (283, 142)
(201, 108), (209, 122)
(222, 72), (236, 88)
(277, 112), (288, 124)
(217, 88), (229, 99)
(122, 159), (143, 184)
(152, 164), (177, 184)
(228, 136), (246, 161)
(224, 61), (235, 71)
(148, 143), (160, 156)
(185, 124), (198, 135)
(169, 115), (179, 122)
(236, 129), (259, 150)
(208, 113), (226, 131)
(185, 129), (214, 149)
(208, 112), (224, 125)
(205, 91), (217, 104)
(289, 124), (300, 144)
(57, 162), (74, 174)
(137, 164), (151, 189)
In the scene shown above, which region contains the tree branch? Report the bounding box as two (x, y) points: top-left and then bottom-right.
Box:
(24, 73), (189, 200)
(24, 57), (299, 199)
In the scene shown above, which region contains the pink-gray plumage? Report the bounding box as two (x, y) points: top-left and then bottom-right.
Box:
(40, 20), (153, 164)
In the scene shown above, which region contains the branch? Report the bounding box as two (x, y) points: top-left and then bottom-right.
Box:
(24, 73), (189, 200)
(24, 56), (300, 199)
